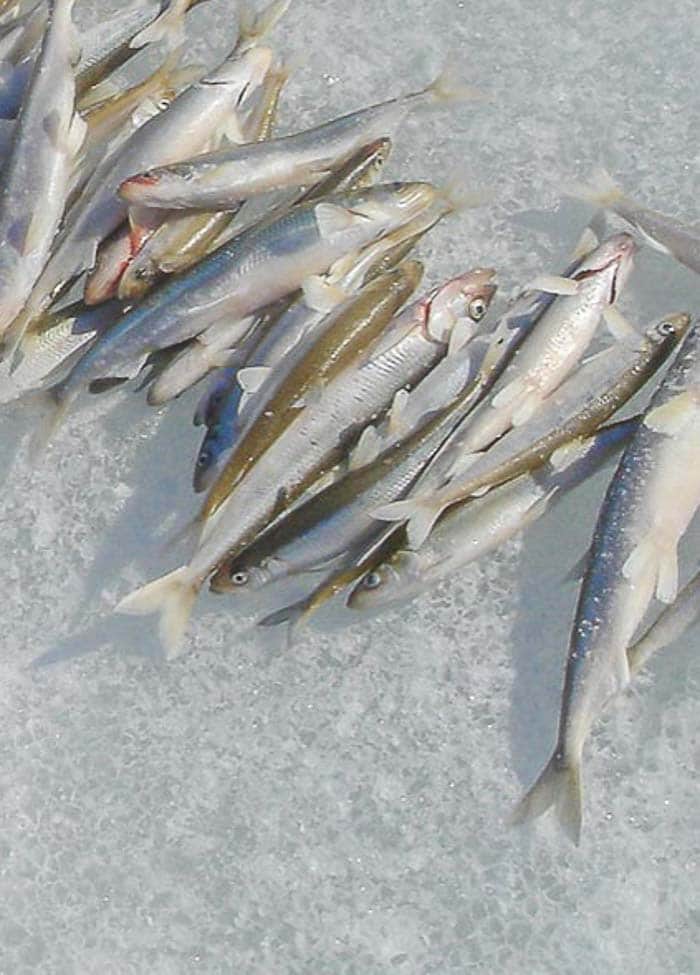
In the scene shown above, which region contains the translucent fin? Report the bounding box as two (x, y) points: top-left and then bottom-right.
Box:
(446, 450), (482, 479)
(301, 274), (347, 313)
(115, 566), (198, 657)
(447, 319), (472, 357)
(371, 496), (421, 524)
(526, 274), (580, 297)
(491, 377), (526, 410)
(570, 224), (600, 261)
(635, 222), (673, 257)
(622, 534), (659, 589)
(237, 0), (292, 51)
(603, 306), (643, 350)
(510, 750), (583, 846)
(549, 437), (592, 472)
(643, 391), (697, 436)
(237, 365), (270, 394)
(656, 543), (679, 605)
(348, 424), (380, 471)
(388, 387), (410, 435)
(564, 167), (625, 210)
(257, 598), (306, 649)
(315, 202), (356, 238)
(420, 61), (485, 104)
(511, 393), (540, 427)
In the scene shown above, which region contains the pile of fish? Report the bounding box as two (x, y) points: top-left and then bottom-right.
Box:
(1, 0), (699, 845)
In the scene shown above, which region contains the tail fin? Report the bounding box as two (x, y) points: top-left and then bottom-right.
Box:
(510, 751), (583, 845)
(116, 566), (198, 657)
(257, 598), (306, 648)
(422, 62), (486, 105)
(130, 0), (188, 50)
(565, 167), (625, 210)
(372, 495), (442, 550)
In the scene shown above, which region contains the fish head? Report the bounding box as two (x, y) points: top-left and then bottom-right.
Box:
(350, 181), (438, 231)
(646, 311), (692, 349)
(573, 231), (636, 305)
(208, 557), (271, 594)
(347, 551), (422, 611)
(424, 267), (497, 343)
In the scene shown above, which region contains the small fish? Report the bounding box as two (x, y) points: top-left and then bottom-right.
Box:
(349, 417), (639, 614)
(38, 181), (440, 444)
(118, 65), (480, 209)
(0, 0), (85, 338)
(199, 260), (425, 505)
(375, 312), (690, 547)
(512, 320), (700, 844)
(115, 264), (497, 656)
(627, 566), (700, 677)
(569, 167), (700, 277)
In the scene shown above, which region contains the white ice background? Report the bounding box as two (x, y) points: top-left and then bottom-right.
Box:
(0, 0), (698, 971)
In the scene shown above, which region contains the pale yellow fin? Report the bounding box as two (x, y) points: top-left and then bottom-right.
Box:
(526, 274), (580, 297)
(643, 391), (698, 436)
(115, 566), (198, 658)
(510, 750), (583, 846)
(564, 167), (625, 210)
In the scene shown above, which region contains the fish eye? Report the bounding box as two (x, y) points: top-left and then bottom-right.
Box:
(469, 297), (487, 321)
(229, 569), (249, 587)
(362, 570), (383, 591)
(657, 320), (676, 336)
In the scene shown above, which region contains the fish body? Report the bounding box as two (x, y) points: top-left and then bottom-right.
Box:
(116, 266), (497, 654)
(379, 313), (690, 546)
(0, 0), (84, 337)
(513, 320), (700, 843)
(45, 182), (439, 428)
(119, 68), (471, 209)
(0, 54), (31, 116)
(349, 418), (639, 613)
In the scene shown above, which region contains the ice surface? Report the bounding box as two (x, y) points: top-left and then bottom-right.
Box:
(0, 0), (698, 971)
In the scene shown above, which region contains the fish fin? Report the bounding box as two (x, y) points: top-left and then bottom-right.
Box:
(301, 274), (347, 313)
(421, 62), (486, 104)
(549, 437), (592, 472)
(656, 543), (679, 605)
(622, 531), (677, 609)
(371, 496), (418, 524)
(447, 320), (472, 357)
(564, 166), (625, 210)
(314, 202), (357, 238)
(115, 566), (198, 657)
(89, 377), (129, 394)
(388, 387), (410, 436)
(131, 96), (164, 128)
(237, 0), (291, 50)
(257, 598), (306, 648)
(348, 424), (381, 471)
(78, 77), (120, 110)
(643, 390), (698, 436)
(510, 751), (583, 845)
(406, 499), (444, 549)
(511, 393), (540, 427)
(602, 306), (643, 349)
(130, 0), (188, 51)
(569, 224), (600, 261)
(207, 350), (236, 369)
(490, 377), (526, 410)
(526, 274), (580, 297)
(236, 365), (270, 394)
(65, 112), (87, 159)
(28, 385), (71, 463)
(622, 534), (657, 585)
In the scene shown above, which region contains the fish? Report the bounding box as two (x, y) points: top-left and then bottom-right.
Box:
(0, 0), (85, 338)
(117, 59), (293, 303)
(0, 299), (123, 403)
(375, 312), (691, 547)
(349, 418), (640, 614)
(115, 265), (497, 655)
(13, 40), (274, 342)
(385, 233), (637, 507)
(118, 65), (480, 209)
(569, 168), (700, 276)
(512, 319), (700, 844)
(627, 566), (700, 678)
(208, 343), (482, 595)
(0, 0), (45, 65)
(37, 181), (440, 443)
(0, 53), (32, 116)
(197, 260), (425, 503)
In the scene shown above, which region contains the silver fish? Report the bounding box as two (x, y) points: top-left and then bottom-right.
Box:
(0, 0), (84, 338)
(512, 320), (700, 844)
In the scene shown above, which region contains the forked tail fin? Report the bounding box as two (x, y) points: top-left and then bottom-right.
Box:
(510, 750), (583, 845)
(116, 566), (198, 657)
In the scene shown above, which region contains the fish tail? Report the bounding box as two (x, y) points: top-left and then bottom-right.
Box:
(510, 750), (583, 845)
(130, 0), (188, 51)
(257, 598), (307, 648)
(372, 494), (442, 548)
(116, 566), (198, 657)
(422, 62), (487, 105)
(237, 0), (292, 48)
(565, 167), (626, 209)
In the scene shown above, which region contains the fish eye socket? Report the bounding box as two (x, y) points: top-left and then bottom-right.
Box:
(230, 569), (249, 586)
(657, 320), (676, 336)
(362, 571), (383, 591)
(469, 297), (487, 320)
